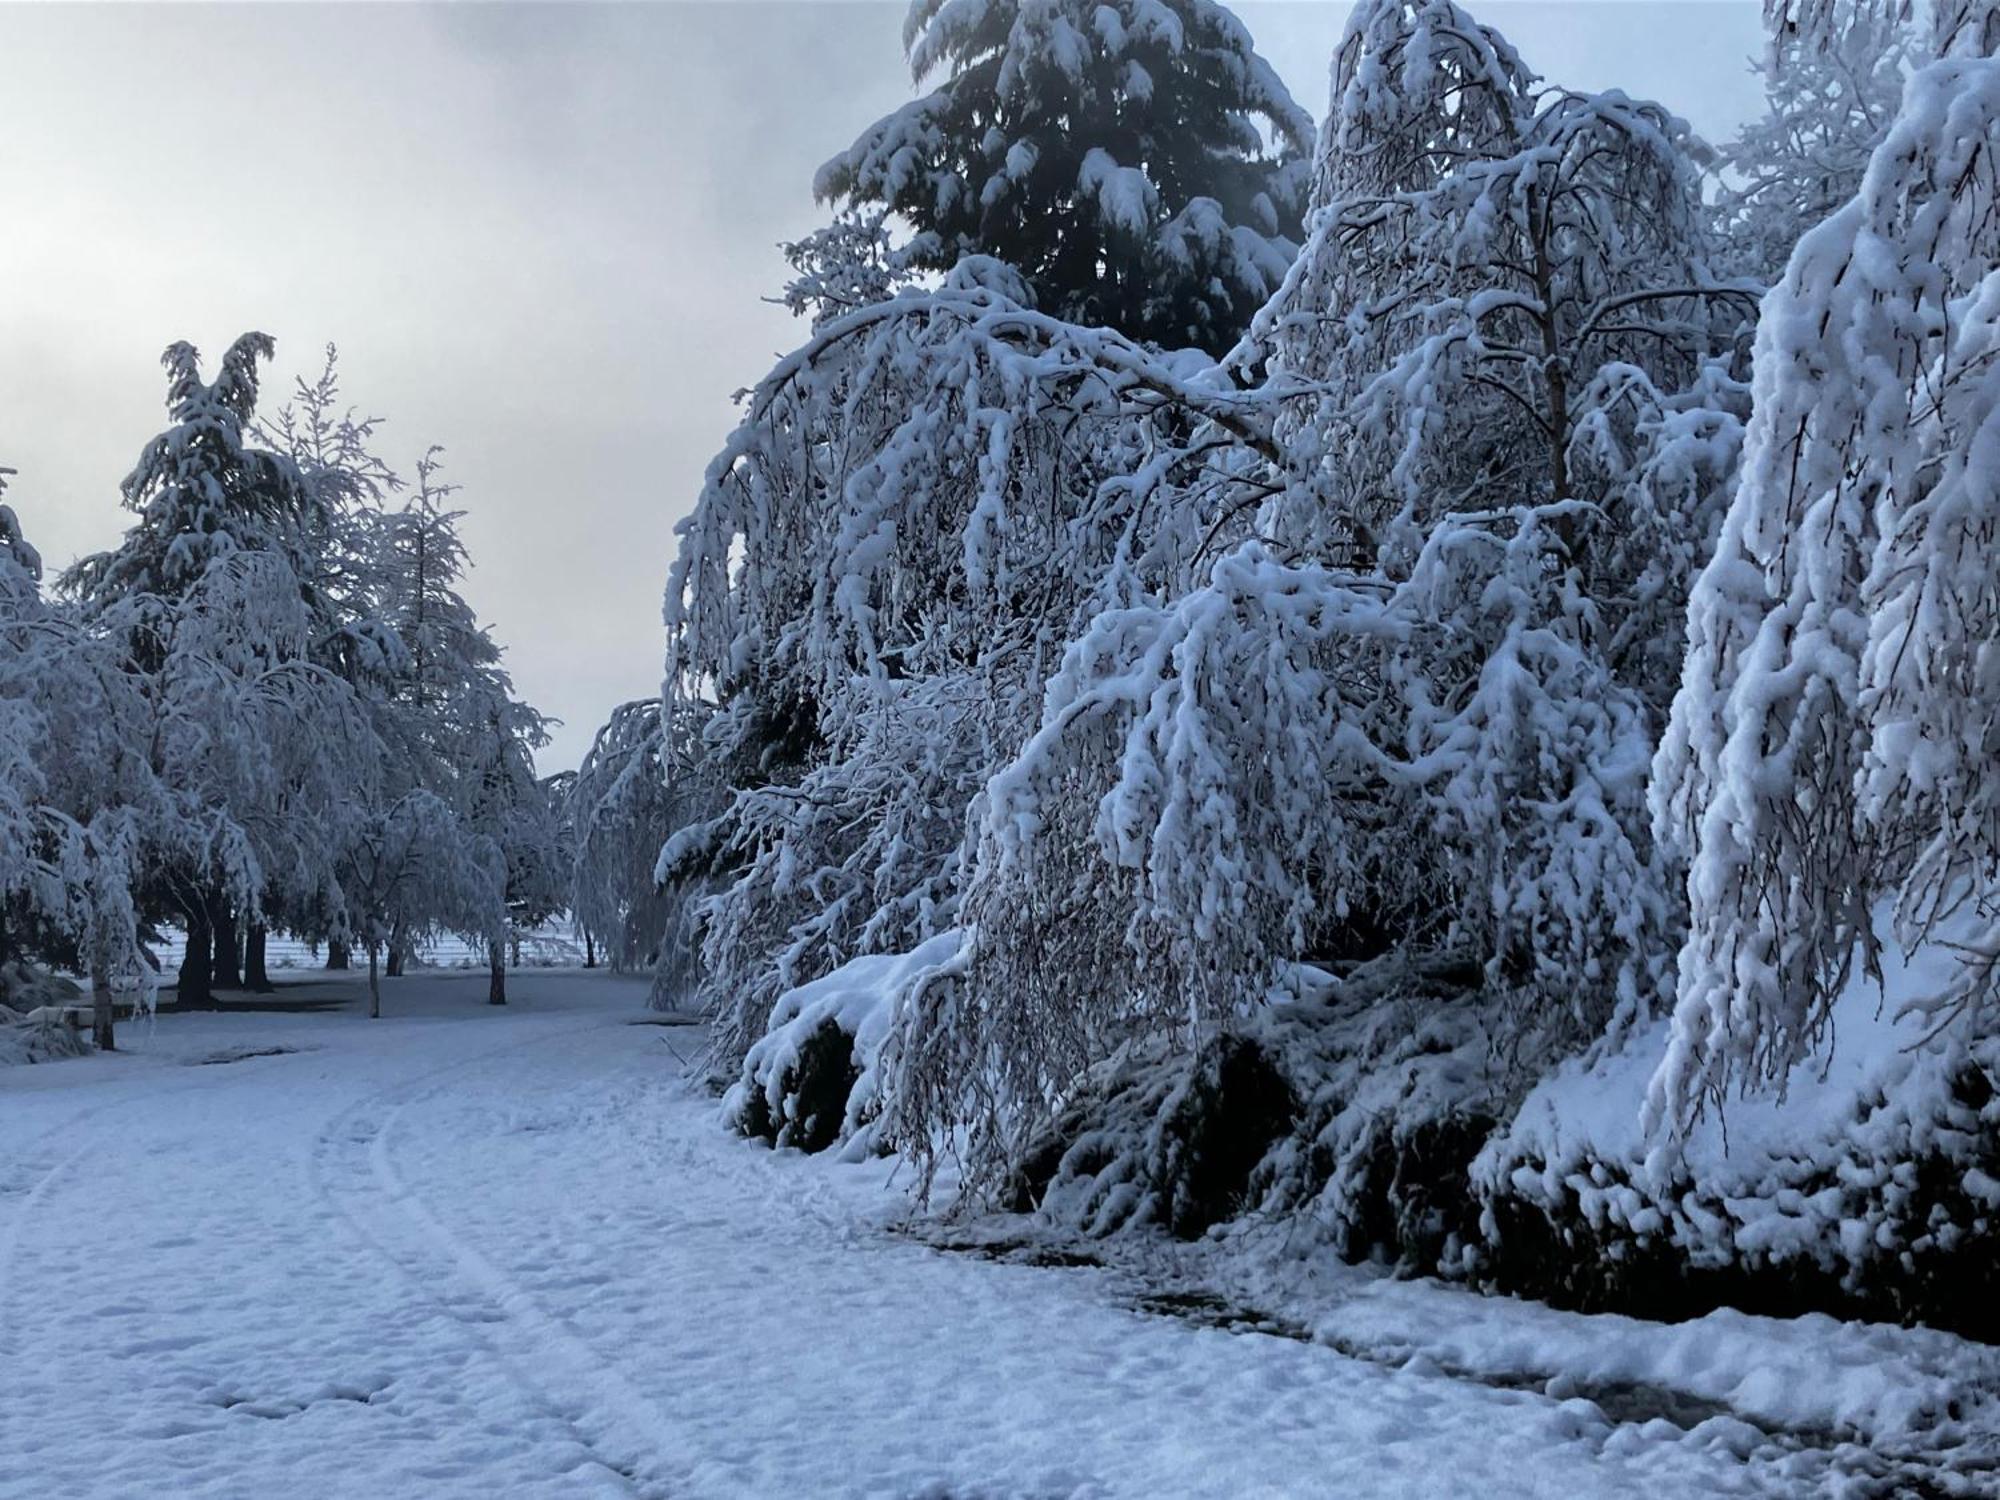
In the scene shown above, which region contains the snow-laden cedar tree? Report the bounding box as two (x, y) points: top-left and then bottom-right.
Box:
(816, 0), (1315, 353)
(662, 262), (1286, 1064)
(65, 335), (315, 635)
(60, 337), (377, 1009)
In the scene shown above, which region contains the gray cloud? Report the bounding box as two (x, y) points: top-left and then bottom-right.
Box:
(0, 1), (1764, 772)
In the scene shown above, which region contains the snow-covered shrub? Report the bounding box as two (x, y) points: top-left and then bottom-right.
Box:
(0, 960), (82, 1015)
(724, 933), (963, 1159)
(1011, 964), (1565, 1269)
(0, 963), (92, 1065)
(0, 1013), (92, 1067)
(1013, 1029), (1298, 1240)
(1476, 914), (2000, 1339)
(898, 504), (1671, 1190)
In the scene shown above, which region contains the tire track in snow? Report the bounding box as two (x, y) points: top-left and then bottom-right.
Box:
(308, 1020), (681, 1499)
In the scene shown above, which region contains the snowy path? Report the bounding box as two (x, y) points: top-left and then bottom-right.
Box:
(1, 972), (1990, 1499)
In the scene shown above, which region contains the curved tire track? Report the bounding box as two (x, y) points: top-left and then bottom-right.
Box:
(309, 1021), (681, 1499)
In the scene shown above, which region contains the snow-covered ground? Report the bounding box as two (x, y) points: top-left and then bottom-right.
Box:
(3, 972), (1994, 1499)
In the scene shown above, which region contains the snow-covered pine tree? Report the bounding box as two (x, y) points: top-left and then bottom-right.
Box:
(816, 0), (1314, 352)
(1649, 2), (2000, 1130)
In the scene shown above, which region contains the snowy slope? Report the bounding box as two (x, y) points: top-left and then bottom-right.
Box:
(2, 970), (1992, 1498)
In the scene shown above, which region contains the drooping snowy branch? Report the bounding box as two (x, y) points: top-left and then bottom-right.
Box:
(1651, 51), (2000, 1128)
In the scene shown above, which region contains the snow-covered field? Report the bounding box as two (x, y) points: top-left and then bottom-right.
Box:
(3, 971), (1994, 1500)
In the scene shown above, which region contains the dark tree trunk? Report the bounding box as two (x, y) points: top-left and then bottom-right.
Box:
(584, 930), (596, 970)
(509, 929), (521, 968)
(367, 941), (382, 1019)
(487, 941), (506, 1005)
(244, 924), (272, 993)
(90, 950), (114, 1052)
(211, 899), (242, 991)
(386, 921), (406, 978)
(326, 936), (350, 971)
(177, 902), (214, 1008)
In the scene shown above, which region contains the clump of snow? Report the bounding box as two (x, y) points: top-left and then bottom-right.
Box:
(724, 932), (963, 1159)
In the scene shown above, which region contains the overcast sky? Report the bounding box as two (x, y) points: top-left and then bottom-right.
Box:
(0, 1), (1768, 773)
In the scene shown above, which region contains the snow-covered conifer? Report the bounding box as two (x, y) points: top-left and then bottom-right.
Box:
(61, 337), (370, 1007)
(817, 0), (1314, 351)
(67, 335), (311, 620)
(664, 267), (1281, 1062)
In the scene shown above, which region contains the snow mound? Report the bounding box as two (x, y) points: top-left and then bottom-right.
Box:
(724, 932), (963, 1159)
(1475, 925), (2000, 1336)
(1308, 1276), (2000, 1447)
(0, 1010), (91, 1065)
(1020, 971), (1552, 1268)
(0, 962), (91, 1064)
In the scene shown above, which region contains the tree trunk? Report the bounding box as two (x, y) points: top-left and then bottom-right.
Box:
(326, 936), (350, 971)
(368, 941), (381, 1020)
(177, 902), (214, 1008)
(386, 922), (406, 978)
(509, 929), (521, 968)
(211, 899), (242, 990)
(487, 940), (506, 1005)
(244, 924), (272, 993)
(584, 930), (596, 970)
(90, 950), (114, 1052)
